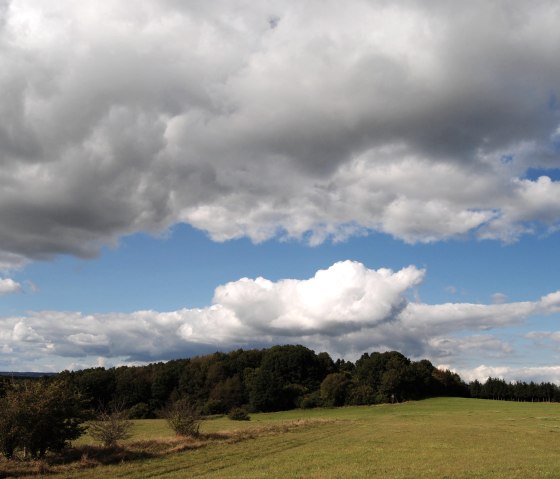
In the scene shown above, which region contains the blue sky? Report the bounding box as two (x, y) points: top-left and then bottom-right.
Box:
(1, 1), (560, 382)
(4, 224), (560, 314)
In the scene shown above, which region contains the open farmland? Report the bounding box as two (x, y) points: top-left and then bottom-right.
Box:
(7, 397), (560, 479)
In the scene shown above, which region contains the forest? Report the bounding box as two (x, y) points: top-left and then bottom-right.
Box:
(56, 346), (474, 416)
(2, 345), (559, 422)
(3, 345), (467, 418)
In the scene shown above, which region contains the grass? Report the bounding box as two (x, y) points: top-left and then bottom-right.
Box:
(4, 398), (560, 478)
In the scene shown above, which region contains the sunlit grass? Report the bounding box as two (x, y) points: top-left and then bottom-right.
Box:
(7, 398), (560, 478)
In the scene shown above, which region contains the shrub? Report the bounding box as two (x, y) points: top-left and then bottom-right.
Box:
(202, 399), (227, 416)
(0, 379), (88, 459)
(165, 399), (201, 437)
(127, 402), (153, 419)
(320, 373), (351, 407)
(228, 407), (250, 421)
(88, 409), (133, 448)
(299, 391), (322, 409)
(347, 383), (376, 406)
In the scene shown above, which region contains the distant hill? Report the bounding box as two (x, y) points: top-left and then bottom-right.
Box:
(0, 371), (56, 378)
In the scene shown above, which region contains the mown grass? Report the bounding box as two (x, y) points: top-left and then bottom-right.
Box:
(5, 397), (560, 478)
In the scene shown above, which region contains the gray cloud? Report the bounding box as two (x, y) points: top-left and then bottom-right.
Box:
(1, 1), (560, 267)
(428, 335), (514, 361)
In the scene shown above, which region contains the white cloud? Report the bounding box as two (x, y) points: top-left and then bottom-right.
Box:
(0, 1), (559, 266)
(0, 261), (425, 364)
(491, 292), (508, 304)
(212, 261), (424, 335)
(399, 300), (539, 334)
(0, 278), (21, 295)
(1, 260), (560, 380)
(457, 365), (560, 385)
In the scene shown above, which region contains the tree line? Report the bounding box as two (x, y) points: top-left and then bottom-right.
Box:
(3, 345), (560, 459)
(469, 377), (560, 402)
(45, 345), (468, 416)
(3, 346), (559, 422)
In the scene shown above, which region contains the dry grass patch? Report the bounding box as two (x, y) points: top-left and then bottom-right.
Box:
(129, 418), (338, 454)
(0, 418), (336, 478)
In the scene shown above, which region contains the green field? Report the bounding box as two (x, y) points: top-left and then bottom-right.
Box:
(12, 398), (560, 478)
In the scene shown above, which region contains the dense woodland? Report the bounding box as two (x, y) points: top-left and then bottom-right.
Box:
(468, 377), (560, 402)
(4, 346), (468, 418)
(61, 346), (474, 416)
(2, 346), (559, 423)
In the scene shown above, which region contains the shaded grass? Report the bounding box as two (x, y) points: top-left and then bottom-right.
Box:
(4, 398), (560, 478)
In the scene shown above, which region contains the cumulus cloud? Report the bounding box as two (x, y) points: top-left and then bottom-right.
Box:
(0, 1), (559, 266)
(1, 260), (559, 375)
(0, 261), (425, 364)
(0, 278), (21, 295)
(212, 261), (424, 336)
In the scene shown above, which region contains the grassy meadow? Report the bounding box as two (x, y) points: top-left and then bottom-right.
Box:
(7, 397), (560, 478)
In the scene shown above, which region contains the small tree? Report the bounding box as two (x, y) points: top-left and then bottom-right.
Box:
(228, 407), (250, 421)
(88, 408), (132, 448)
(0, 400), (18, 459)
(0, 379), (88, 459)
(320, 373), (351, 407)
(165, 399), (201, 437)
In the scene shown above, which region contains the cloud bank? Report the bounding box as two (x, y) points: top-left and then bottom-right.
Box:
(1, 1), (560, 267)
(2, 260), (559, 381)
(458, 365), (560, 385)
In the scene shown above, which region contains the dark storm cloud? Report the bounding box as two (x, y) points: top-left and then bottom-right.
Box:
(1, 1), (560, 267)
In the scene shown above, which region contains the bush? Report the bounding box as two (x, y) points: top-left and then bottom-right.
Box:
(0, 379), (88, 459)
(127, 402), (153, 419)
(320, 373), (351, 407)
(88, 409), (132, 447)
(299, 391), (322, 409)
(228, 407), (250, 421)
(202, 399), (227, 416)
(165, 399), (201, 437)
(347, 383), (376, 406)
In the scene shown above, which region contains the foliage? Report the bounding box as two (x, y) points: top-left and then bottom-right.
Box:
(0, 379), (88, 459)
(126, 402), (153, 419)
(469, 376), (560, 402)
(88, 408), (133, 447)
(299, 391), (322, 409)
(249, 345), (326, 411)
(320, 373), (351, 407)
(165, 399), (201, 437)
(209, 375), (245, 411)
(347, 383), (376, 405)
(202, 399), (228, 415)
(55, 346), (478, 417)
(228, 407), (250, 421)
(58, 368), (116, 410)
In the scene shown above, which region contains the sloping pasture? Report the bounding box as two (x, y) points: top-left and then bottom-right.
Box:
(13, 398), (560, 478)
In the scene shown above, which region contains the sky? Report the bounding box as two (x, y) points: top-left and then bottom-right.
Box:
(1, 0), (560, 383)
